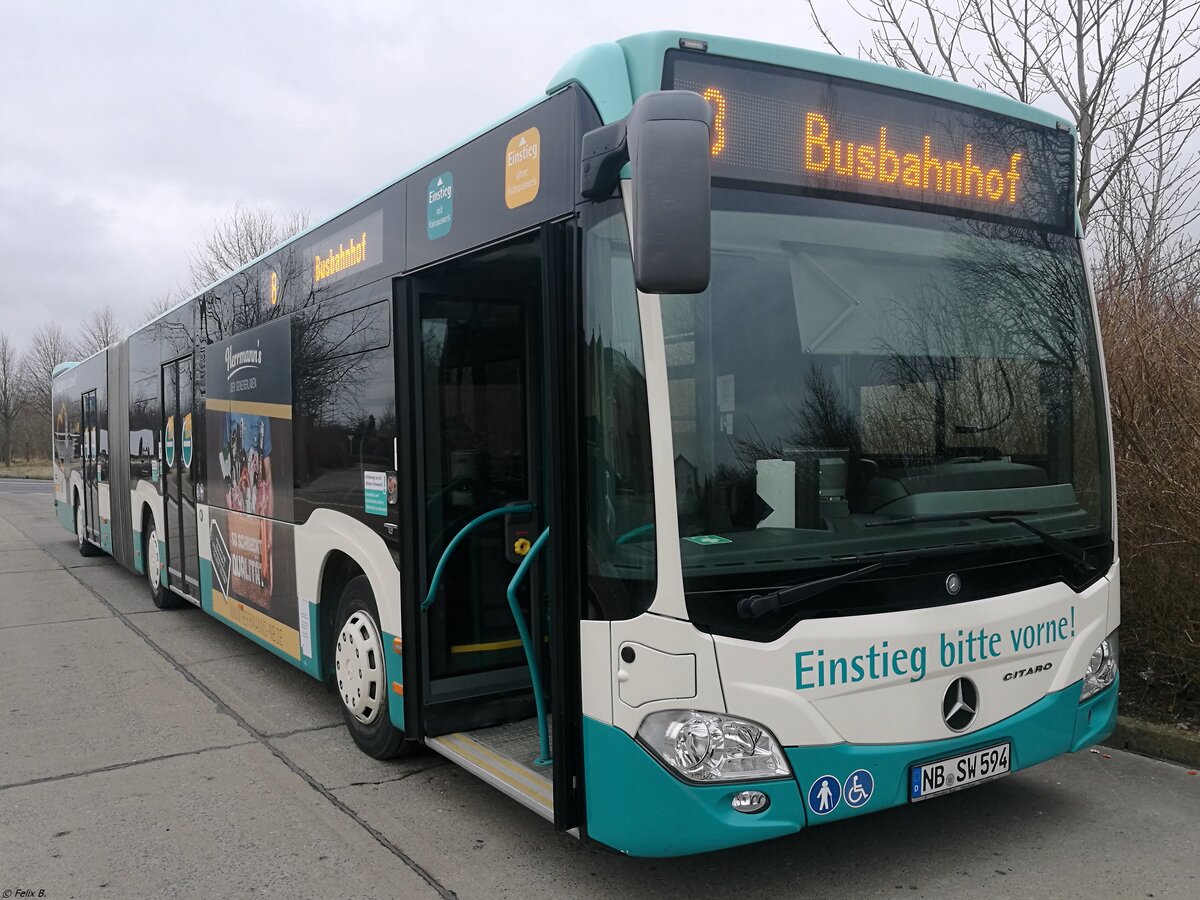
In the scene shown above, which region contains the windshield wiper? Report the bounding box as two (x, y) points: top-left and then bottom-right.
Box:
(737, 560), (906, 619)
(866, 509), (1096, 573)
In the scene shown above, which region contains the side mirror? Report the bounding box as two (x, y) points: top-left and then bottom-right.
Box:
(581, 91), (713, 294)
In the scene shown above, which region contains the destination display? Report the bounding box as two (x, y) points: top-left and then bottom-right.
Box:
(665, 51), (1076, 232)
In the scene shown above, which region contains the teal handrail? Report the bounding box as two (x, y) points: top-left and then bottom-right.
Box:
(421, 503), (533, 611)
(616, 523), (655, 545)
(508, 527), (552, 766)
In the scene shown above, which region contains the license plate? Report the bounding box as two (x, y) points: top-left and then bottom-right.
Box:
(910, 742), (1011, 802)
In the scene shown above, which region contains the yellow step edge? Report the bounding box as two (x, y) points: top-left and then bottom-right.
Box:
(438, 734), (552, 807)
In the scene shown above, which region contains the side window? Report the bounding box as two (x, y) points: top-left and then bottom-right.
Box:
(129, 332), (159, 486)
(293, 299), (396, 525)
(582, 199), (657, 620)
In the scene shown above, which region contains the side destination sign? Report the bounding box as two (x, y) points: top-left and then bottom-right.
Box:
(406, 89), (575, 270)
(304, 209), (384, 287)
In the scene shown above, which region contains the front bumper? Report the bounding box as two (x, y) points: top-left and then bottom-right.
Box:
(583, 677), (1117, 857)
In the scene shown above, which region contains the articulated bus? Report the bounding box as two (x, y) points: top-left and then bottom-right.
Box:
(51, 32), (1119, 856)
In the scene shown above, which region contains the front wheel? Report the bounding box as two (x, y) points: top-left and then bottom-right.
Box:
(76, 502), (97, 557)
(145, 524), (180, 609)
(333, 576), (411, 759)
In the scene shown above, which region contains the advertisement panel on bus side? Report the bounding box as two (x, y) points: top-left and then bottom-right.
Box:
(204, 316), (302, 660)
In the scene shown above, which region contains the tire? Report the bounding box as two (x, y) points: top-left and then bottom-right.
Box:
(75, 500), (98, 557)
(145, 523), (181, 609)
(333, 575), (411, 759)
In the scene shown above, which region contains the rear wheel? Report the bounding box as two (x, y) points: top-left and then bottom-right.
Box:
(145, 523), (180, 609)
(334, 575), (411, 759)
(75, 500), (97, 557)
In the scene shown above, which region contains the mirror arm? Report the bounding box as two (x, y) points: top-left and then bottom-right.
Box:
(581, 121), (629, 200)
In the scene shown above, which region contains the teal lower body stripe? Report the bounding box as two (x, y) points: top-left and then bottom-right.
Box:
(384, 631), (405, 729)
(583, 678), (1118, 857)
(784, 677), (1118, 826)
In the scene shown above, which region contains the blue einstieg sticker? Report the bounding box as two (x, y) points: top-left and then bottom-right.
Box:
(427, 172), (453, 239)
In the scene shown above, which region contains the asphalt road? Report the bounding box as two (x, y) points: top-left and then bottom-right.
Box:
(0, 491), (1196, 899)
(0, 478), (53, 494)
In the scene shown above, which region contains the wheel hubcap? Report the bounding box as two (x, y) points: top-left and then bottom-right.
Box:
(335, 610), (385, 725)
(76, 505), (84, 546)
(147, 530), (161, 591)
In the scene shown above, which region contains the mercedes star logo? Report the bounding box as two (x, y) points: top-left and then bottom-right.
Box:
(942, 677), (979, 732)
(946, 573), (962, 595)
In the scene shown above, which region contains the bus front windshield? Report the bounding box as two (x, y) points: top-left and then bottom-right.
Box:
(663, 189), (1110, 607)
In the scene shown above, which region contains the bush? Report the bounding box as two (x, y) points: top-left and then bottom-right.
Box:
(1099, 257), (1200, 727)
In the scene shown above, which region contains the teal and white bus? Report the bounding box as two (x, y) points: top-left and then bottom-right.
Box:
(51, 32), (1119, 857)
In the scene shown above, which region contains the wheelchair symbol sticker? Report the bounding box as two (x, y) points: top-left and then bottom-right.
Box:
(843, 768), (874, 808)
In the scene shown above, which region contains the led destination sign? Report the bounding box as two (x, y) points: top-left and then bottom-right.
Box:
(666, 52), (1075, 231)
(304, 209), (383, 287)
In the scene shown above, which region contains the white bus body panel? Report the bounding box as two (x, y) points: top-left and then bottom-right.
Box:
(713, 570), (1116, 746)
(609, 612), (726, 736)
(291, 508), (402, 637)
(131, 480), (160, 533)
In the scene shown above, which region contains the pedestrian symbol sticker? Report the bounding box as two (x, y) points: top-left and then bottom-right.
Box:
(843, 768), (874, 808)
(808, 774), (841, 816)
(427, 172), (453, 240)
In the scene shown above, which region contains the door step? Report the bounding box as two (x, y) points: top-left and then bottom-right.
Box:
(426, 721), (552, 821)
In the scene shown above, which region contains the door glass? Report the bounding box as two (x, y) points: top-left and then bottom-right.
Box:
(422, 297), (528, 678)
(163, 363), (183, 589)
(416, 237), (542, 682)
(82, 391), (99, 536)
(179, 357), (198, 593)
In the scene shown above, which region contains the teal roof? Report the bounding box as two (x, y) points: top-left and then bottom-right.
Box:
(547, 31), (1072, 133)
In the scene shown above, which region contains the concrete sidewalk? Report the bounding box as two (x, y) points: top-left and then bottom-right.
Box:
(0, 495), (444, 899)
(1, 491), (1198, 899)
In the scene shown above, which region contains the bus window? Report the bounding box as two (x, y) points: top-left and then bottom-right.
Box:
(293, 299), (396, 526)
(582, 199), (657, 620)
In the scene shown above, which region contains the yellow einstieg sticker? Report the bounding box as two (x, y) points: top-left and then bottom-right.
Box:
(505, 127), (540, 209)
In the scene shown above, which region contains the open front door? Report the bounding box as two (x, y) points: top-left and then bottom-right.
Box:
(400, 230), (576, 821)
(414, 234), (543, 719)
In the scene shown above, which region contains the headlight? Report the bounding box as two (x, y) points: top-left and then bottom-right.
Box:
(1081, 630), (1119, 701)
(637, 710), (792, 783)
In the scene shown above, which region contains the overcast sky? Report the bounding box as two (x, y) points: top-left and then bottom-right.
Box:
(0, 2), (865, 350)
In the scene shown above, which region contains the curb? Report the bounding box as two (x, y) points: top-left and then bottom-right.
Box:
(1103, 715), (1200, 768)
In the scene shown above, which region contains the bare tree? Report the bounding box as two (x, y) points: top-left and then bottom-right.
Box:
(141, 292), (179, 325)
(187, 203), (309, 295)
(808, 1), (1200, 723)
(807, 0), (1200, 231)
(21, 322), (75, 426)
(74, 304), (124, 358)
(0, 331), (23, 465)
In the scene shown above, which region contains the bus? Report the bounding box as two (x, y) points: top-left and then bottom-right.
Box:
(50, 31), (1119, 857)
